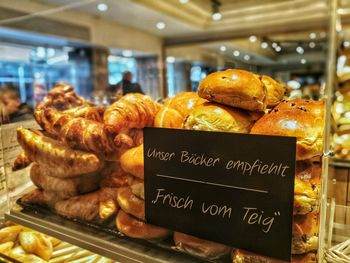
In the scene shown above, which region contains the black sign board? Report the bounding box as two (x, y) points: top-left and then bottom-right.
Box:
(144, 128), (296, 261)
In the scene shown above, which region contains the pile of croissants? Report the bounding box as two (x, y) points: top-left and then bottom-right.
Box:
(14, 69), (324, 262)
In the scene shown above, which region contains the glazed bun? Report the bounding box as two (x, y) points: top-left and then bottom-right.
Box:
(155, 92), (207, 129)
(117, 187), (145, 220)
(120, 144), (144, 179)
(251, 99), (324, 160)
(274, 98), (324, 117)
(174, 232), (230, 260)
(261, 75), (285, 108)
(294, 161), (321, 215)
(292, 213), (319, 254)
(198, 69), (266, 112)
(116, 210), (171, 240)
(183, 103), (253, 133)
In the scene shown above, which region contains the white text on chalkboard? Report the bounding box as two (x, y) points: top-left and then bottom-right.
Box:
(226, 159), (290, 177)
(242, 207), (281, 233)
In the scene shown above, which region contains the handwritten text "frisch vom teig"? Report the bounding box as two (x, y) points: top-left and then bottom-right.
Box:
(147, 148), (290, 177)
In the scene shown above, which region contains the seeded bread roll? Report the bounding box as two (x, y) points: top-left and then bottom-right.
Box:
(251, 99), (324, 160)
(183, 103), (253, 133)
(174, 232), (231, 260)
(292, 213), (319, 254)
(294, 161), (321, 215)
(198, 69), (267, 111)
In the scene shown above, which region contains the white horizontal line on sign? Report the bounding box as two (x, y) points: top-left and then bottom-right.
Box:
(156, 174), (268, 194)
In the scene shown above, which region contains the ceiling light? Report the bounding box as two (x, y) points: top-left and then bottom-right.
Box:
(272, 42), (278, 48)
(211, 0), (222, 21)
(220, 45), (226, 52)
(166, 56), (175, 63)
(275, 46), (282, 52)
(179, 0), (189, 3)
(344, 41), (350, 48)
(300, 58), (307, 64)
(156, 22), (166, 30)
(212, 12), (222, 21)
(309, 42), (316, 48)
(244, 54), (250, 61)
(97, 3), (108, 12)
(122, 50), (133, 57)
(296, 46), (304, 54)
(233, 50), (240, 57)
(261, 42), (268, 49)
(249, 35), (257, 43)
(309, 32), (316, 39)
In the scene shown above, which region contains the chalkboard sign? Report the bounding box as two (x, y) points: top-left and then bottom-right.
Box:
(144, 127), (296, 261)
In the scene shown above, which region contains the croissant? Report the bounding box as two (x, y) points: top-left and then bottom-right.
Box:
(104, 93), (160, 134)
(62, 105), (105, 122)
(44, 108), (117, 153)
(12, 151), (32, 171)
(19, 231), (53, 261)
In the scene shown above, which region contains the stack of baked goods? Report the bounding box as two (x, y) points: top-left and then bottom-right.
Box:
(0, 224), (113, 262)
(17, 84), (160, 223)
(14, 70), (324, 262)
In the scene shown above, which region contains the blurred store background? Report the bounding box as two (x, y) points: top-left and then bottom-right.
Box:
(0, 0), (338, 107)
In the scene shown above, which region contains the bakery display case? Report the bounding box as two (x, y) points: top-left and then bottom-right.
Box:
(0, 0), (345, 262)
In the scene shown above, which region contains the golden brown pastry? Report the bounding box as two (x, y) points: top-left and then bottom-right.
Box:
(154, 106), (184, 128)
(294, 161), (321, 215)
(250, 100), (324, 160)
(30, 163), (100, 196)
(17, 128), (103, 178)
(274, 98), (324, 118)
(10, 245), (47, 263)
(117, 187), (145, 220)
(0, 225), (24, 243)
(44, 108), (117, 154)
(104, 93), (160, 134)
(129, 178), (144, 200)
(198, 69), (267, 111)
(173, 232), (230, 260)
(100, 162), (134, 188)
(183, 102), (253, 133)
(0, 241), (14, 255)
(261, 75), (285, 108)
(116, 210), (171, 240)
(55, 191), (100, 222)
(62, 105), (105, 122)
(36, 83), (87, 111)
(155, 92), (207, 128)
(292, 213), (319, 254)
(21, 189), (69, 207)
(231, 249), (316, 262)
(19, 231), (53, 261)
(120, 144), (144, 180)
(12, 151), (32, 171)
(99, 187), (119, 220)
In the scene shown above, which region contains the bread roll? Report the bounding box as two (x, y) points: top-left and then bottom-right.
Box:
(251, 100), (324, 160)
(116, 210), (171, 240)
(117, 187), (144, 220)
(261, 75), (285, 107)
(274, 98), (324, 118)
(198, 69), (266, 111)
(129, 178), (144, 200)
(294, 161), (320, 215)
(292, 213), (319, 254)
(183, 103), (253, 133)
(155, 92), (207, 129)
(120, 144), (144, 179)
(173, 232), (230, 260)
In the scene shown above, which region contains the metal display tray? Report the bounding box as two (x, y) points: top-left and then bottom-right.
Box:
(5, 203), (229, 263)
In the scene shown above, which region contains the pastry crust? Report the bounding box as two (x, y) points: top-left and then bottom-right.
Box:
(261, 75), (285, 108)
(198, 69), (266, 111)
(117, 187), (145, 220)
(120, 144), (144, 179)
(183, 102), (253, 133)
